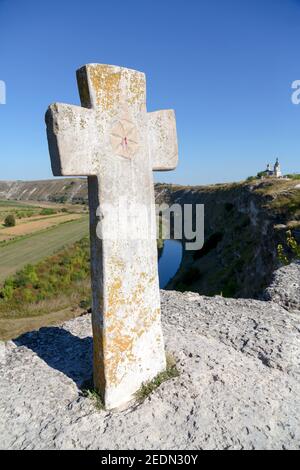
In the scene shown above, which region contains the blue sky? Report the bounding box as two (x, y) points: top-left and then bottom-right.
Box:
(0, 0), (299, 185)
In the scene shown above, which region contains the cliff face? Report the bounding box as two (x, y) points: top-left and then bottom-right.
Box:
(156, 180), (300, 298)
(0, 179), (88, 204)
(0, 178), (299, 299)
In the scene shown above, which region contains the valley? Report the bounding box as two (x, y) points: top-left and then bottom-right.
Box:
(0, 177), (299, 340)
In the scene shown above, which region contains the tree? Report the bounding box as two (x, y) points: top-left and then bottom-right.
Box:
(257, 171), (267, 178)
(4, 214), (16, 227)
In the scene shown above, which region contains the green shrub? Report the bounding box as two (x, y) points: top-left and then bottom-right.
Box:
(25, 210), (34, 218)
(79, 298), (91, 309)
(22, 288), (35, 303)
(285, 174), (300, 180)
(0, 278), (14, 301)
(0, 237), (90, 308)
(4, 214), (16, 227)
(50, 195), (68, 204)
(40, 208), (56, 216)
(277, 230), (300, 265)
(15, 210), (35, 219)
(257, 171), (267, 178)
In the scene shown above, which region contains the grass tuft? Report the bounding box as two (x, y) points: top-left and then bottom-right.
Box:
(135, 353), (180, 402)
(82, 387), (104, 411)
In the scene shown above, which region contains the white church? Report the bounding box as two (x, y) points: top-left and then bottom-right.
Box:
(264, 158), (282, 178)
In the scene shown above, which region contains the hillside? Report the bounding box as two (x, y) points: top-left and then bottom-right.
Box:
(156, 179), (300, 298)
(0, 179), (88, 204)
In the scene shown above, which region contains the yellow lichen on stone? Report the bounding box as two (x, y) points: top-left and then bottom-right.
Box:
(128, 70), (146, 107)
(88, 65), (121, 111)
(110, 256), (126, 271)
(100, 272), (160, 388)
(106, 278), (122, 318)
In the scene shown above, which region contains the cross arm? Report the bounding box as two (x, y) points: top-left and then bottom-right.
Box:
(147, 110), (178, 171)
(45, 103), (98, 176)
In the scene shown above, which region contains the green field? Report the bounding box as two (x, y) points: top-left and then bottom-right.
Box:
(0, 200), (35, 208)
(0, 216), (89, 283)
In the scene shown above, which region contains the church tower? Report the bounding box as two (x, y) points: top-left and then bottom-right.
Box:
(266, 163), (272, 175)
(274, 158), (282, 178)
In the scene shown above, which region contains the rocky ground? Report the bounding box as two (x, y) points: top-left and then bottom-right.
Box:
(0, 263), (299, 450)
(263, 261), (300, 313)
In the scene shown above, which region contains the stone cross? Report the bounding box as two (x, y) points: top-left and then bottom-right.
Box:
(45, 64), (178, 409)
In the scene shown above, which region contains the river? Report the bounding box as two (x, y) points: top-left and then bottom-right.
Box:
(158, 239), (183, 288)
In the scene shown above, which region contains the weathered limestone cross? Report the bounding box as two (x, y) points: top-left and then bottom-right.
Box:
(45, 64), (178, 409)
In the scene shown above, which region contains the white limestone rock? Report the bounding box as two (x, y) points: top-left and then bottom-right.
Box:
(0, 284), (300, 450)
(263, 261), (300, 313)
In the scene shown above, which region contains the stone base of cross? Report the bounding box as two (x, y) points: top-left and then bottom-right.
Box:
(45, 64), (178, 410)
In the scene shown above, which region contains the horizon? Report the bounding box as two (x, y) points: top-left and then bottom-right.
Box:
(1, 164), (298, 188)
(0, 0), (300, 184)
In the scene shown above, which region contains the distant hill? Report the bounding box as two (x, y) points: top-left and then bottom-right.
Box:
(0, 179), (88, 204)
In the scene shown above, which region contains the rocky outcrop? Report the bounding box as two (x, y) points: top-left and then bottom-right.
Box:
(0, 263), (299, 450)
(263, 261), (300, 313)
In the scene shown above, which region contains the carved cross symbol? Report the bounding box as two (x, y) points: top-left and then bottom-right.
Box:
(110, 107), (139, 160)
(46, 64), (178, 410)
